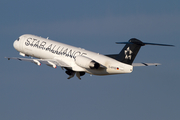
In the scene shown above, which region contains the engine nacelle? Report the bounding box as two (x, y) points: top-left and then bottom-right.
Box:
(75, 56), (100, 69)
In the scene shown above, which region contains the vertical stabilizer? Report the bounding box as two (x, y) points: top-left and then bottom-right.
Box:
(116, 38), (144, 65)
(115, 38), (174, 65)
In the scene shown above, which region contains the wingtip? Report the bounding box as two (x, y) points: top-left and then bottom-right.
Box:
(5, 57), (10, 60)
(155, 63), (161, 66)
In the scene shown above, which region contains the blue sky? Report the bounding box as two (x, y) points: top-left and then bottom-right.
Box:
(1, 0), (180, 120)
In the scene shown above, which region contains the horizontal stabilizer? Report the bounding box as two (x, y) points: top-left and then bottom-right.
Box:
(143, 42), (174, 46)
(116, 38), (174, 47)
(132, 63), (161, 66)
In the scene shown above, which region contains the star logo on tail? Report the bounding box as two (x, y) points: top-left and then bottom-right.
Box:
(124, 47), (133, 60)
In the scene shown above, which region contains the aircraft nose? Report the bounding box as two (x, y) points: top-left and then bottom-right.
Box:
(13, 40), (19, 50)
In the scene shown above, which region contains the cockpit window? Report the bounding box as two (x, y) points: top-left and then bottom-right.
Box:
(17, 38), (20, 41)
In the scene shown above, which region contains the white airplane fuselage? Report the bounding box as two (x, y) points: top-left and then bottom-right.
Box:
(13, 34), (133, 75)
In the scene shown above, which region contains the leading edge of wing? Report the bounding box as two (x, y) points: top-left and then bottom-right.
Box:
(132, 63), (161, 66)
(5, 57), (71, 68)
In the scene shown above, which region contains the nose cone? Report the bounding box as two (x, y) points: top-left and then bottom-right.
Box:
(13, 40), (19, 51)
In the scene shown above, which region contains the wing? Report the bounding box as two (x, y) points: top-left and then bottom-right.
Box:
(5, 57), (71, 68)
(132, 63), (161, 66)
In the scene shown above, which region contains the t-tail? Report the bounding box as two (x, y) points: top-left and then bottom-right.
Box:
(114, 38), (174, 65)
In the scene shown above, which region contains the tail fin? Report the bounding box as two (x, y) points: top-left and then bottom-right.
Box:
(115, 38), (174, 65)
(116, 38), (143, 65)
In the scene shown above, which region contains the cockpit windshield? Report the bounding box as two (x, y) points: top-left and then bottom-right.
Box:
(17, 38), (20, 41)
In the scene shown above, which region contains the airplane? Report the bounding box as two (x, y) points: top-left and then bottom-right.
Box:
(5, 34), (174, 80)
